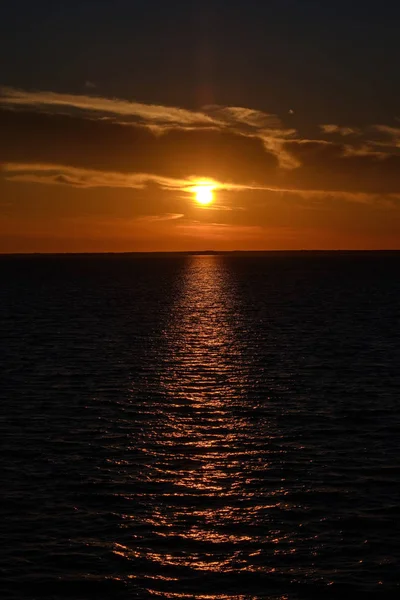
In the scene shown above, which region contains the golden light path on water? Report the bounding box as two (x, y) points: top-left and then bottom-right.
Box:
(114, 256), (297, 599)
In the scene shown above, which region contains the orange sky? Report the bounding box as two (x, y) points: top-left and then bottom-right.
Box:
(1, 88), (400, 252)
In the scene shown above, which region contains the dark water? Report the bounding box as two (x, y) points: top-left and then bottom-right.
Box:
(1, 252), (399, 600)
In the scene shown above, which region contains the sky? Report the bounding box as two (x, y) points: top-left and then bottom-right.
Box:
(1, 0), (400, 252)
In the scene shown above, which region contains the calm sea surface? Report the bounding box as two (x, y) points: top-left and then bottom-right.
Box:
(1, 253), (399, 599)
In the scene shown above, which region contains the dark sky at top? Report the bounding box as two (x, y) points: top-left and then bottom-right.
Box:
(1, 0), (400, 130)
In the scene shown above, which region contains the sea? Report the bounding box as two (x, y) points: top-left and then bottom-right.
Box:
(1, 252), (399, 600)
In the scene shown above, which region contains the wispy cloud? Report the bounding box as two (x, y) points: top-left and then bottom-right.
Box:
(0, 87), (298, 168)
(3, 162), (399, 209)
(2, 87), (400, 197)
(0, 87), (218, 127)
(2, 163), (185, 189)
(1, 162), (278, 193)
(321, 123), (400, 152)
(341, 144), (389, 159)
(321, 124), (361, 136)
(207, 105), (281, 129)
(372, 125), (400, 147)
(205, 104), (299, 168)
(134, 213), (184, 223)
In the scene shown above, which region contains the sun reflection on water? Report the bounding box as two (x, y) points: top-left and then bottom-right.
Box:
(159, 255), (249, 496)
(115, 256), (293, 597)
(162, 255), (245, 399)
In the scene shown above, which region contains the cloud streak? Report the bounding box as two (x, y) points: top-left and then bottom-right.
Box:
(2, 163), (188, 190)
(2, 87), (400, 201)
(0, 87), (297, 168)
(1, 162), (287, 194)
(3, 162), (399, 210)
(0, 87), (218, 127)
(321, 124), (361, 136)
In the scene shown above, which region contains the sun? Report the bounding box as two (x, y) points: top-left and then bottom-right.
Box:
(193, 185), (214, 206)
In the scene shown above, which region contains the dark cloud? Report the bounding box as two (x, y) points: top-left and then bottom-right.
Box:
(284, 140), (400, 194)
(0, 108), (277, 184)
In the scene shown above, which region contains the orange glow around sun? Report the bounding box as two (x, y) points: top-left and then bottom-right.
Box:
(192, 184), (215, 206)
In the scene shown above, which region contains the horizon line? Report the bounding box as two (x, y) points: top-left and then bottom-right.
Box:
(1, 249), (400, 257)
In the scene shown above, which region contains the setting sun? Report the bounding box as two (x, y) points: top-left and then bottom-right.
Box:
(193, 185), (214, 206)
